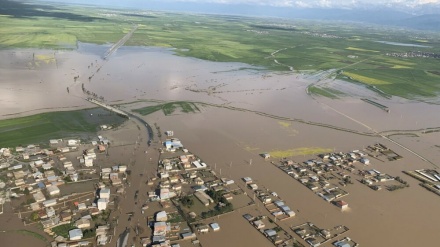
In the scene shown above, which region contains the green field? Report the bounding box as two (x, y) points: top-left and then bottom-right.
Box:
(133, 101), (201, 116)
(51, 223), (75, 238)
(0, 108), (126, 148)
(1, 1), (440, 98)
(308, 86), (345, 99)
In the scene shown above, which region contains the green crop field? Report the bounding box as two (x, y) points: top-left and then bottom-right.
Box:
(0, 108), (126, 148)
(1, 1), (440, 98)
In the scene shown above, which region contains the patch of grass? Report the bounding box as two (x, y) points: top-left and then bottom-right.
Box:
(270, 147), (333, 158)
(51, 223), (76, 238)
(0, 108), (126, 147)
(342, 71), (391, 85)
(133, 101), (200, 116)
(15, 230), (47, 242)
(309, 86), (340, 99)
(346, 47), (379, 52)
(278, 121), (291, 128)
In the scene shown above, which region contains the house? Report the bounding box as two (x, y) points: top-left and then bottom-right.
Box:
(253, 220), (265, 229)
(22, 153), (30, 160)
(68, 140), (79, 146)
(248, 183), (258, 190)
(100, 188), (111, 199)
(321, 229), (331, 239)
(141, 238), (151, 247)
(223, 193), (233, 201)
(179, 155), (188, 163)
(47, 185), (60, 196)
(194, 177), (204, 185)
(194, 191), (214, 206)
(42, 163), (53, 170)
(192, 161), (207, 169)
(153, 222), (168, 236)
(84, 158), (93, 167)
(360, 158), (370, 165)
(97, 199), (108, 211)
(334, 200), (348, 210)
(110, 173), (121, 185)
(69, 229), (83, 241)
(77, 203), (87, 211)
(118, 165), (127, 172)
(50, 139), (59, 145)
(33, 191), (46, 203)
(243, 214), (255, 221)
(60, 211), (72, 222)
(198, 225), (209, 233)
(98, 145), (106, 153)
(159, 189), (170, 200)
(41, 216), (60, 228)
(46, 207), (56, 218)
(43, 199), (57, 207)
(264, 229), (277, 237)
(63, 161), (73, 168)
(242, 177), (252, 184)
(180, 232), (196, 240)
(261, 153), (271, 159)
(75, 218), (91, 229)
(70, 173), (79, 182)
(164, 139), (183, 150)
(333, 239), (351, 247)
(97, 235), (109, 246)
(210, 223), (220, 231)
(156, 211), (168, 222)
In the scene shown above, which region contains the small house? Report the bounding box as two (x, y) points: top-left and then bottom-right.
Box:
(210, 223), (220, 231)
(69, 229), (83, 241)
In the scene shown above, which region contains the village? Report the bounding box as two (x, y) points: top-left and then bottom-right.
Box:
(270, 143), (409, 211)
(0, 125), (373, 247)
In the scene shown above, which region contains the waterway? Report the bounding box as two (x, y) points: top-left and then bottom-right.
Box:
(375, 40), (431, 48)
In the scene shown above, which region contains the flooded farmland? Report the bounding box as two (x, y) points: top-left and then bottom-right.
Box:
(1, 43), (440, 246)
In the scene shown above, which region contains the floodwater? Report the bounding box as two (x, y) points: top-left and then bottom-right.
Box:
(2, 44), (440, 134)
(375, 40), (432, 48)
(148, 107), (440, 246)
(1, 43), (440, 246)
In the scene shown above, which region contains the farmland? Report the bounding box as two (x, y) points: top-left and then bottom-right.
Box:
(0, 108), (126, 147)
(1, 1), (440, 98)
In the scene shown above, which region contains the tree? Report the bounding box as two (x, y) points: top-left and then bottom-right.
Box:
(30, 212), (39, 221)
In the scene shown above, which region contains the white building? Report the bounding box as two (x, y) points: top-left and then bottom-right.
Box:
(84, 158), (93, 167)
(47, 185), (60, 196)
(69, 229), (83, 241)
(68, 140), (79, 146)
(210, 223), (220, 231)
(100, 188), (111, 199)
(97, 198), (108, 211)
(33, 191), (46, 202)
(156, 211), (168, 222)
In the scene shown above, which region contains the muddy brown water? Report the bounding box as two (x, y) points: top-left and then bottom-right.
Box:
(1, 45), (440, 246)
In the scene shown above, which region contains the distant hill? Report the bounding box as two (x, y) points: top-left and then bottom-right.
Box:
(37, 0), (440, 31)
(396, 14), (440, 31)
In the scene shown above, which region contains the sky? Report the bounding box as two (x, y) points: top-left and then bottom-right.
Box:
(168, 0), (440, 7)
